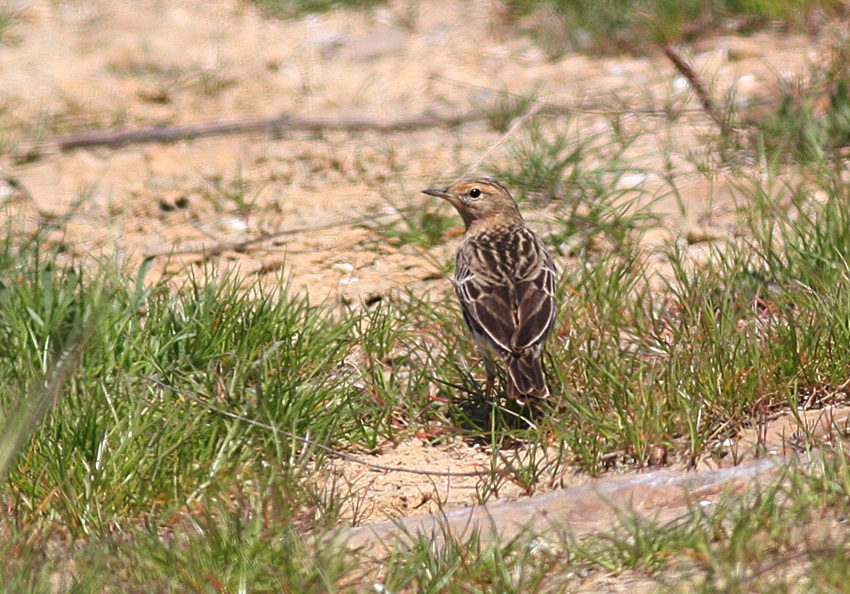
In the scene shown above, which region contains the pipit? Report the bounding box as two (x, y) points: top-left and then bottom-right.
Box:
(422, 177), (557, 402)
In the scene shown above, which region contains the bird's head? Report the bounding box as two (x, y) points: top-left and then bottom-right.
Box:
(422, 177), (522, 231)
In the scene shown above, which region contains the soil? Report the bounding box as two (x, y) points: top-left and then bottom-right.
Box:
(1, 0), (845, 569)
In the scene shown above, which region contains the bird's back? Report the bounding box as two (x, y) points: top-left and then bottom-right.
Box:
(455, 222), (556, 355)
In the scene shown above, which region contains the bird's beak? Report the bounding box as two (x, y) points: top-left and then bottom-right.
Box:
(422, 187), (451, 199)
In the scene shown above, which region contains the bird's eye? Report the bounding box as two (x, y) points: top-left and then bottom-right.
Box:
(469, 188), (482, 199)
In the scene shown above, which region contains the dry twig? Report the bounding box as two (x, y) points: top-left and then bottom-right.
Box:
(15, 111), (483, 162)
(662, 44), (741, 139)
(461, 101), (543, 178)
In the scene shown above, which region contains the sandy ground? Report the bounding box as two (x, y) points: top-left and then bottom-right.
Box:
(0, 0), (840, 544)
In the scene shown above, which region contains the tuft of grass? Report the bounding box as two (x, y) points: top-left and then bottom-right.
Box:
(0, 229), (395, 537)
(492, 122), (657, 255)
(382, 526), (569, 593)
(738, 72), (850, 166)
(252, 0), (385, 18)
(201, 164), (261, 218)
(369, 201), (458, 250)
(713, 23), (850, 167)
(123, 491), (353, 592)
(491, 123), (584, 205)
(480, 89), (539, 134)
(0, 488), (354, 592)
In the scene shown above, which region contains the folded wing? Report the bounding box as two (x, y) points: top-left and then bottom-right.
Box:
(455, 231), (556, 356)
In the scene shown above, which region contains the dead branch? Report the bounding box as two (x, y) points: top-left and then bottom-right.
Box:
(15, 111), (484, 162)
(662, 44), (740, 139)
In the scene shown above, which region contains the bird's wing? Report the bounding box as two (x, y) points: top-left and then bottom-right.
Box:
(512, 241), (557, 351)
(455, 248), (516, 354)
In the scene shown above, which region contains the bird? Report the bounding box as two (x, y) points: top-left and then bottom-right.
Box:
(422, 177), (557, 403)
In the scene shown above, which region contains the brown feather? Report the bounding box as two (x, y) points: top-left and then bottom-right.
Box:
(422, 178), (558, 401)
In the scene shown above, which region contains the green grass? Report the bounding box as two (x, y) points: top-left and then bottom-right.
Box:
(0, 3), (23, 46)
(3, 455), (850, 591)
(252, 0), (385, 18)
(0, 234), (399, 536)
(252, 0), (846, 53)
(368, 201), (459, 250)
(489, 120), (659, 255)
(501, 0), (847, 56)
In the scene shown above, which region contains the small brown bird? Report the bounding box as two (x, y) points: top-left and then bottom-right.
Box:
(422, 177), (557, 402)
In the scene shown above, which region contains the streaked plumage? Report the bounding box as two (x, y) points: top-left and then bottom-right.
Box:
(422, 177), (557, 402)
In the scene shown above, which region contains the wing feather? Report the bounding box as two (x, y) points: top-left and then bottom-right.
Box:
(512, 241), (557, 350)
(455, 228), (556, 356)
(455, 245), (515, 353)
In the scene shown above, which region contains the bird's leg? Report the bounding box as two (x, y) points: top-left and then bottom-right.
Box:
(482, 356), (497, 399)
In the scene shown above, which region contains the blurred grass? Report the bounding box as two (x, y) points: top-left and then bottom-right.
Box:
(500, 0), (848, 56)
(252, 0), (385, 18)
(249, 0), (846, 58)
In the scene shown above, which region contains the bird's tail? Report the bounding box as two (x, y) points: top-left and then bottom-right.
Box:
(507, 351), (549, 403)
